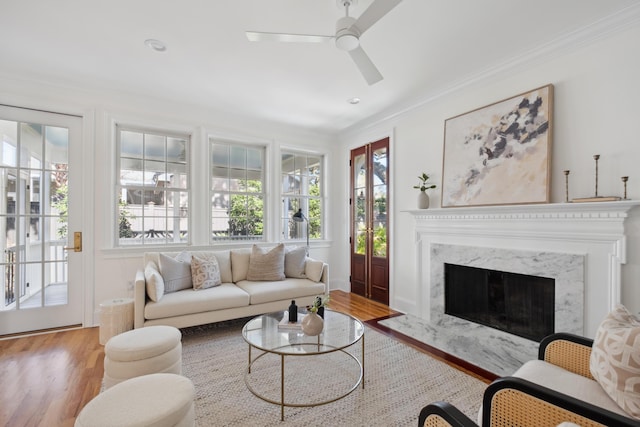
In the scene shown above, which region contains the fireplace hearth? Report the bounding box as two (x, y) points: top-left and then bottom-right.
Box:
(444, 263), (555, 341)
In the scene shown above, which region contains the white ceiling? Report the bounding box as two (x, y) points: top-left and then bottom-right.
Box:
(1, 0), (639, 135)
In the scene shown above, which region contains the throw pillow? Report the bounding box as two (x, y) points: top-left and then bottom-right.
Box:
(191, 254), (222, 290)
(231, 249), (251, 283)
(284, 246), (307, 278)
(305, 258), (324, 283)
(158, 251), (192, 293)
(144, 261), (164, 302)
(247, 244), (285, 281)
(589, 304), (640, 419)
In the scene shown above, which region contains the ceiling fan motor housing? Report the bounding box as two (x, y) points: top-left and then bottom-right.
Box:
(335, 16), (359, 51)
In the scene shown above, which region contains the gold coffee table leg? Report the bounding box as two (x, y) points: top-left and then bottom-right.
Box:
(281, 354), (285, 421)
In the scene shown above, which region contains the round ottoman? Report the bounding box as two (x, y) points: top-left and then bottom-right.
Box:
(75, 373), (195, 427)
(103, 325), (182, 389)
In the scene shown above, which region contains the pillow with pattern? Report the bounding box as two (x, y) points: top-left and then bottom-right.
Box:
(191, 254), (221, 290)
(589, 304), (640, 419)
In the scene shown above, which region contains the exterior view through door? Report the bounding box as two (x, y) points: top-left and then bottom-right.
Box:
(0, 106), (83, 336)
(350, 137), (389, 305)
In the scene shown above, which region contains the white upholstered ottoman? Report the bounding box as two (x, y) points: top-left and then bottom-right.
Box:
(75, 373), (195, 427)
(103, 325), (182, 389)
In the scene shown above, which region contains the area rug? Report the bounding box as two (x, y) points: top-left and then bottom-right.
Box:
(179, 318), (487, 426)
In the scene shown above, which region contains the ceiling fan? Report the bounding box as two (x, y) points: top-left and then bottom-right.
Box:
(246, 0), (403, 85)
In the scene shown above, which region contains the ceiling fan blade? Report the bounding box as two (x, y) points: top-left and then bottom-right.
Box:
(351, 0), (403, 35)
(246, 31), (333, 43)
(348, 46), (383, 85)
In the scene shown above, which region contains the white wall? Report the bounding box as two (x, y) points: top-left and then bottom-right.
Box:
(0, 77), (337, 326)
(336, 23), (640, 317)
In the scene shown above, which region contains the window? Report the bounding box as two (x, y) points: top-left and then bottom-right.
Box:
(281, 152), (323, 242)
(117, 126), (189, 246)
(210, 139), (265, 241)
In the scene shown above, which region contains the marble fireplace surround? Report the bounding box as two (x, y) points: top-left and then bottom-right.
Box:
(380, 201), (640, 376)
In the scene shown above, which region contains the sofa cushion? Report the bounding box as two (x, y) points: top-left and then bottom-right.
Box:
(247, 244), (285, 281)
(144, 261), (164, 302)
(144, 283), (250, 320)
(285, 246), (307, 278)
(158, 252), (192, 293)
(305, 258), (324, 282)
(191, 254), (221, 290)
(513, 359), (629, 418)
(590, 304), (640, 419)
(236, 277), (325, 305)
(231, 249), (251, 283)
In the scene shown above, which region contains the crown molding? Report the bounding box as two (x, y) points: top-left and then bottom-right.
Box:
(340, 3), (640, 138)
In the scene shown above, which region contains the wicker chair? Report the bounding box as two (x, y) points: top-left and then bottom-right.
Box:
(418, 333), (639, 427)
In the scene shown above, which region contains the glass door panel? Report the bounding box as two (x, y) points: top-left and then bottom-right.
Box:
(0, 106), (82, 335)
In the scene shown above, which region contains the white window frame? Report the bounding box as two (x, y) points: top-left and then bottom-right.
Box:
(280, 149), (324, 243)
(209, 137), (267, 243)
(115, 124), (190, 247)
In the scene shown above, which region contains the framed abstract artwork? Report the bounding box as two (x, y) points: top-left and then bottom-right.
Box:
(441, 84), (553, 208)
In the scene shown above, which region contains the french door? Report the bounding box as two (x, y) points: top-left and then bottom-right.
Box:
(350, 137), (389, 305)
(0, 105), (83, 335)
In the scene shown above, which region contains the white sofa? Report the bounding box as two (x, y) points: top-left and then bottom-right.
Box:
(134, 246), (328, 329)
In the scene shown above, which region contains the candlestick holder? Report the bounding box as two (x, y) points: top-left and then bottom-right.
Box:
(563, 170), (570, 203)
(593, 154), (600, 197)
(622, 176), (629, 200)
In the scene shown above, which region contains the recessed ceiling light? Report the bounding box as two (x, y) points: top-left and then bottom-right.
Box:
(348, 97), (361, 105)
(144, 39), (167, 52)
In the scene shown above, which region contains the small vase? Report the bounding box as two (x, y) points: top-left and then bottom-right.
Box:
(418, 191), (430, 209)
(301, 312), (324, 336)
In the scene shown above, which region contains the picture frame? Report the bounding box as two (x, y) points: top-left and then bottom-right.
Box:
(441, 84), (553, 208)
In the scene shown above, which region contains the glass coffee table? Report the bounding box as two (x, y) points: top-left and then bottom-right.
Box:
(242, 309), (365, 420)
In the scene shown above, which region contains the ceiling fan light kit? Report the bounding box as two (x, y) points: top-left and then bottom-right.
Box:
(246, 0), (402, 85)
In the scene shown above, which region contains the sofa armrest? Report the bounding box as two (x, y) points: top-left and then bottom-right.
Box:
(133, 269), (146, 329)
(482, 376), (637, 427)
(538, 332), (594, 379)
(418, 401), (478, 427)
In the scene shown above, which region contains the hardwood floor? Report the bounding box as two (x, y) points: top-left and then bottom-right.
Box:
(0, 290), (492, 427)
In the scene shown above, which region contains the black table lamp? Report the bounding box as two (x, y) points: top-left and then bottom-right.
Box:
(292, 208), (309, 255)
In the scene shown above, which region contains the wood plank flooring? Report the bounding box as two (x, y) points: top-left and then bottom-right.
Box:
(0, 290), (493, 427)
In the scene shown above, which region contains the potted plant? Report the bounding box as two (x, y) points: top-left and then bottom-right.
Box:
(413, 173), (436, 209)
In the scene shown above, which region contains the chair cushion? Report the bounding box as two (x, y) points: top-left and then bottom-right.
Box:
(589, 304), (640, 419)
(514, 359), (630, 418)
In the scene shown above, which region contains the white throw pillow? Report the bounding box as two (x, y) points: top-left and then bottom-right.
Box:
(285, 246), (307, 278)
(191, 254), (222, 290)
(231, 249), (251, 283)
(158, 251), (192, 293)
(305, 258), (324, 283)
(144, 261), (164, 302)
(247, 244), (286, 281)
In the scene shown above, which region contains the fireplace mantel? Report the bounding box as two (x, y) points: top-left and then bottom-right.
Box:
(406, 200), (640, 337)
(407, 200), (640, 220)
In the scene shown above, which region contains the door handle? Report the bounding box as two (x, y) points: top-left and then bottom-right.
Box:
(63, 231), (82, 252)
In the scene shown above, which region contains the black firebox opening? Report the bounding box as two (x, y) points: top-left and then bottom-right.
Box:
(444, 263), (555, 342)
